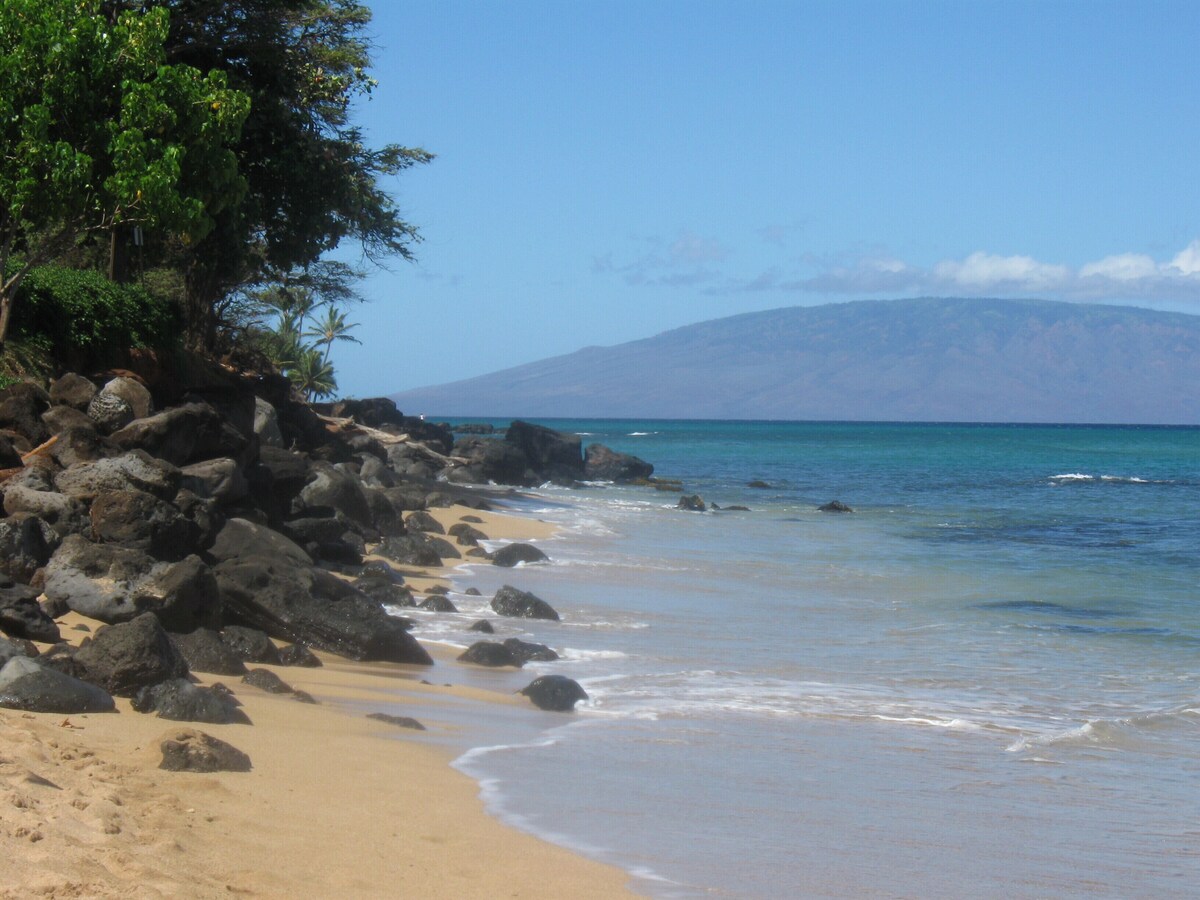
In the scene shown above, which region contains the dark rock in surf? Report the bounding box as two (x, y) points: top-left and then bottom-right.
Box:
(677, 495), (706, 512)
(503, 637), (558, 664)
(519, 674), (588, 712)
(490, 585), (559, 622)
(818, 500), (854, 513)
(457, 641), (523, 668)
(492, 542), (548, 567)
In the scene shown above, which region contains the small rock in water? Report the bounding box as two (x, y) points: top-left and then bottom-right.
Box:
(366, 712), (426, 731)
(492, 543), (549, 567)
(519, 675), (588, 712)
(677, 495), (706, 512)
(818, 500), (853, 513)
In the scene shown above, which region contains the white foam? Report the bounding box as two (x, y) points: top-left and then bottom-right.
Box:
(1050, 473), (1094, 482)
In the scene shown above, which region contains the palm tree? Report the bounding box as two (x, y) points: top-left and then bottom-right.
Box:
(303, 305), (361, 364)
(287, 346), (338, 400)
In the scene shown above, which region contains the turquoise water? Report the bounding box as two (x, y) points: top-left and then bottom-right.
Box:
(409, 421), (1200, 897)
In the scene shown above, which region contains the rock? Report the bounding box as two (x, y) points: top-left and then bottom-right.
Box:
(505, 420), (584, 483)
(358, 456), (395, 489)
(282, 515), (366, 566)
(425, 535), (461, 560)
(747, 480), (772, 489)
(0, 656), (116, 713)
(492, 542), (549, 567)
(89, 488), (201, 560)
(0, 635), (36, 668)
(248, 446), (312, 519)
(419, 595), (458, 612)
(457, 641), (523, 667)
(363, 486), (405, 537)
(490, 585), (560, 621)
(158, 728), (252, 772)
(179, 458), (249, 504)
(207, 518), (312, 568)
(0, 391), (50, 445)
(0, 582), (61, 643)
(0, 515), (52, 581)
(42, 404), (99, 436)
(55, 450), (181, 501)
(241, 668), (294, 694)
(278, 643), (322, 667)
(253, 397), (284, 448)
(111, 402), (245, 467)
(2, 485), (88, 539)
(376, 534), (443, 568)
(503, 637), (559, 664)
(73, 612), (189, 697)
(0, 434), (23, 468)
(583, 444), (654, 482)
(818, 500), (854, 513)
(44, 537), (221, 631)
(518, 674), (588, 712)
(132, 678), (250, 724)
(469, 620), (495, 633)
(404, 510), (444, 534)
(464, 587), (482, 596)
(47, 425), (108, 468)
(49, 374), (99, 411)
(298, 463), (373, 530)
(447, 523), (487, 546)
(214, 558), (433, 665)
(86, 390), (134, 433)
(354, 575), (415, 608)
(168, 628), (248, 676)
(677, 494), (706, 512)
(99, 376), (153, 419)
(366, 712), (425, 730)
(220, 626), (282, 665)
(451, 436), (532, 486)
(724, 505), (751, 512)
(292, 689), (318, 704)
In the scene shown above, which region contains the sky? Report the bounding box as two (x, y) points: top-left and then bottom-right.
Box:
(331, 0), (1200, 398)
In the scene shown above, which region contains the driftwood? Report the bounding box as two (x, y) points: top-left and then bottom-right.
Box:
(313, 414), (465, 466)
(0, 434), (60, 484)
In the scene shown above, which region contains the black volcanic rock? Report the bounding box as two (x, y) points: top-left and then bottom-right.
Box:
(490, 585), (559, 621)
(492, 542), (549, 567)
(519, 674), (588, 712)
(583, 444), (654, 482)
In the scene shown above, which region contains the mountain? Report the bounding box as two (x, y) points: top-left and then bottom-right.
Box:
(389, 297), (1200, 423)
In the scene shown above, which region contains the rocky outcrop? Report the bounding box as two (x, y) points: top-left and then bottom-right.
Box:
(505, 420), (583, 483)
(73, 613), (190, 697)
(583, 444), (654, 482)
(503, 637), (559, 664)
(168, 628), (249, 676)
(677, 494), (706, 512)
(457, 641), (523, 667)
(492, 542), (549, 567)
(818, 500), (854, 512)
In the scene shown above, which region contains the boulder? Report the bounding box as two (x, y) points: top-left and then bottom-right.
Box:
(425, 535), (461, 560)
(376, 534), (443, 568)
(214, 557), (433, 665)
(583, 444), (654, 482)
(241, 668), (294, 694)
(89, 488), (201, 560)
(253, 397), (285, 448)
(518, 674), (588, 712)
(298, 463), (373, 530)
(220, 626), (282, 665)
(98, 376), (153, 419)
(492, 542), (549, 567)
(0, 656), (115, 713)
(457, 641), (523, 667)
(366, 712), (425, 730)
(49, 374), (98, 411)
(2, 484), (88, 538)
(0, 514), (53, 580)
(490, 585), (560, 621)
(47, 425), (108, 468)
(44, 537), (221, 631)
(110, 402), (245, 467)
(354, 575), (415, 608)
(0, 391), (50, 446)
(419, 595), (458, 613)
(677, 495), (706, 512)
(73, 612), (189, 697)
(818, 500), (854, 513)
(451, 437), (532, 486)
(132, 678), (250, 724)
(55, 450), (181, 501)
(447, 523), (487, 547)
(207, 518), (312, 567)
(179, 458), (249, 504)
(42, 405), (99, 435)
(168, 628), (248, 676)
(0, 580), (61, 643)
(469, 620), (495, 633)
(505, 421), (584, 483)
(404, 510), (444, 534)
(278, 643), (322, 667)
(0, 434), (23, 468)
(86, 390), (134, 433)
(158, 728), (252, 773)
(503, 637), (559, 664)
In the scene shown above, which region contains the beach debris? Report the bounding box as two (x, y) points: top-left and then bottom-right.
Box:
(457, 641), (524, 668)
(677, 494), (706, 512)
(0, 656), (115, 714)
(490, 585), (560, 622)
(492, 542), (549, 567)
(366, 712), (426, 730)
(132, 678), (250, 724)
(519, 675), (588, 712)
(818, 500), (854, 513)
(158, 728), (252, 773)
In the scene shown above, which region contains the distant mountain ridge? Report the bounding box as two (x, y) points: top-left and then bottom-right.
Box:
(389, 298), (1200, 424)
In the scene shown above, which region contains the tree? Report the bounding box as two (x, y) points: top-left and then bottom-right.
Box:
(106, 0), (432, 349)
(304, 305), (361, 364)
(0, 1), (249, 349)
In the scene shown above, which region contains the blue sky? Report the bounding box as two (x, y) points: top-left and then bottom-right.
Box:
(332, 0), (1200, 398)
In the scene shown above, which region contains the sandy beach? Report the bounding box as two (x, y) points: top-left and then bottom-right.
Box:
(0, 505), (638, 899)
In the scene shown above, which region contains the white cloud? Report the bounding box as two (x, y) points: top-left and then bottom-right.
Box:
(1079, 253), (1159, 281)
(1168, 239), (1200, 275)
(933, 252), (1071, 291)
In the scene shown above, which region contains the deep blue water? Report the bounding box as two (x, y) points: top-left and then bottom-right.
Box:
(406, 420), (1200, 897)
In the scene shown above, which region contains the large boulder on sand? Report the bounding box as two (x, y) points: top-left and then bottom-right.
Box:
(132, 678), (249, 724)
(89, 488), (201, 560)
(457, 641), (523, 667)
(73, 612), (190, 697)
(168, 628), (248, 676)
(214, 557), (433, 665)
(0, 656), (116, 713)
(0, 579), (61, 643)
(490, 585), (560, 621)
(158, 728), (252, 772)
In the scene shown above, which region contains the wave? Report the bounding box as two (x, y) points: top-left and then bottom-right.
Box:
(1006, 706), (1200, 753)
(1049, 473), (1167, 485)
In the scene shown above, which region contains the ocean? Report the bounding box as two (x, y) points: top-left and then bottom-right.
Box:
(397, 420), (1200, 898)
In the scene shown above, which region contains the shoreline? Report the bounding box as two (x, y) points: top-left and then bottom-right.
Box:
(1, 501), (641, 899)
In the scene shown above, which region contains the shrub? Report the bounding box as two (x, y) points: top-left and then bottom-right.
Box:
(11, 266), (178, 369)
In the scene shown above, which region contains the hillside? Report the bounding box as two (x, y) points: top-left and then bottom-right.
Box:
(390, 298), (1200, 423)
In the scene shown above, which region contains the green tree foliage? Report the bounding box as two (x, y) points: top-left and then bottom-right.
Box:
(108, 0), (432, 349)
(0, 1), (249, 347)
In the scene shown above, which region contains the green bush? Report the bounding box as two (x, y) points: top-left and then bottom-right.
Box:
(12, 266), (178, 368)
